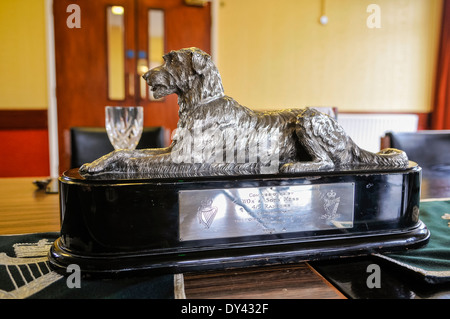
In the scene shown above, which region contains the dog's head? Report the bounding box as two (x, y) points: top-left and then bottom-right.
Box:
(142, 47), (224, 103)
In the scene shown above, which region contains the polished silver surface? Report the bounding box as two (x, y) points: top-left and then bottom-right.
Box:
(179, 183), (354, 241)
(79, 47), (408, 179)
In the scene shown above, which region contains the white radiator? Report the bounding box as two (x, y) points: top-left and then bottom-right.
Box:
(337, 114), (419, 152)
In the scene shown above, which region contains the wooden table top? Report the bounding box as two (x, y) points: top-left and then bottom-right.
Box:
(183, 263), (345, 299)
(0, 176), (345, 299)
(0, 177), (60, 235)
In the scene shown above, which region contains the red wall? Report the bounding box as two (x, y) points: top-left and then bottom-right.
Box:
(0, 129), (50, 177)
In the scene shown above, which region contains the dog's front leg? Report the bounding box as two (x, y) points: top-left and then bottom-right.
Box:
(78, 143), (176, 176)
(79, 149), (153, 176)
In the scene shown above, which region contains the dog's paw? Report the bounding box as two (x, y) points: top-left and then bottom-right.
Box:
(78, 159), (113, 176)
(78, 163), (91, 175)
(78, 150), (129, 176)
(78, 162), (107, 176)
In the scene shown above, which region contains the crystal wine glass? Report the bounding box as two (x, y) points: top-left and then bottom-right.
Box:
(105, 106), (143, 150)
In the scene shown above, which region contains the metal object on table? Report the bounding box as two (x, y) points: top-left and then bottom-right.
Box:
(49, 48), (428, 276)
(79, 47), (408, 179)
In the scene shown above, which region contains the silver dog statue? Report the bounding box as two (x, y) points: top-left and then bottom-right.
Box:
(79, 47), (408, 178)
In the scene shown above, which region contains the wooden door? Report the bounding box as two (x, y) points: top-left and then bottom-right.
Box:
(53, 0), (211, 173)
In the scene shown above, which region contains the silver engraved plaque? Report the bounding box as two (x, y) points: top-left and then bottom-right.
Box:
(179, 183), (354, 241)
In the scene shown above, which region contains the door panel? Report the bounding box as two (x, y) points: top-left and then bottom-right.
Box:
(53, 0), (211, 173)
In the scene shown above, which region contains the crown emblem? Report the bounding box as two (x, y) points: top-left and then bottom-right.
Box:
(321, 189), (341, 220)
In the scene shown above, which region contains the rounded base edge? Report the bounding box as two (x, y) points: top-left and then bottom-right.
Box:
(48, 221), (430, 277)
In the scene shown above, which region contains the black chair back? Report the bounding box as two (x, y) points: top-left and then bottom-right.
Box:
(386, 131), (450, 170)
(70, 127), (167, 168)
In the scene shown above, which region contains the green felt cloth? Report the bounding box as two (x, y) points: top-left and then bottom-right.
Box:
(0, 232), (179, 299)
(377, 200), (450, 284)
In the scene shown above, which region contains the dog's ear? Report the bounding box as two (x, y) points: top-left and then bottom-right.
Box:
(191, 50), (211, 75)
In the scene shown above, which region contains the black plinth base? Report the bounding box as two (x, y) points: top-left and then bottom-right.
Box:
(49, 163), (429, 276)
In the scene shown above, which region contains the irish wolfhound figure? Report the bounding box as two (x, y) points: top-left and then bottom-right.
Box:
(79, 47), (408, 178)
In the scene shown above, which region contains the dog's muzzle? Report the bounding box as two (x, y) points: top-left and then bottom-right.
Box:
(142, 67), (159, 85)
(142, 66), (174, 99)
